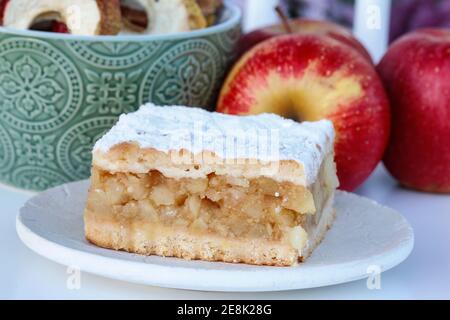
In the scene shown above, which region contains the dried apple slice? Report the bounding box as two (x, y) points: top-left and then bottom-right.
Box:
(196, 0), (223, 26)
(121, 4), (148, 32)
(122, 0), (206, 34)
(1, 0), (121, 35)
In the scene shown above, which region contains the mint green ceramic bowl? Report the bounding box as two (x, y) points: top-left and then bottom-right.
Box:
(0, 3), (241, 191)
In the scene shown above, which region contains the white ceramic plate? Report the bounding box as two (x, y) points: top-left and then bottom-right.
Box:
(16, 180), (414, 292)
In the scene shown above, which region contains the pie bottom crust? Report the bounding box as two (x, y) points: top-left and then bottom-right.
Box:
(85, 195), (335, 267)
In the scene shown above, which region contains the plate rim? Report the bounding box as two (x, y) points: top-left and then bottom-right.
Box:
(16, 181), (415, 292)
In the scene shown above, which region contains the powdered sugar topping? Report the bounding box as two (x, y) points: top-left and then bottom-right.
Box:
(94, 103), (335, 185)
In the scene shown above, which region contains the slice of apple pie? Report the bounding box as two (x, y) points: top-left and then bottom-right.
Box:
(84, 103), (339, 266)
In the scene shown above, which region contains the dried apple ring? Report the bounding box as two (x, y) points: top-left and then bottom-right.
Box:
(121, 0), (206, 34)
(0, 0), (121, 35)
(196, 0), (223, 26)
(120, 0), (148, 32)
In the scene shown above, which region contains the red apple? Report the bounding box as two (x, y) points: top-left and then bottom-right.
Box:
(236, 19), (373, 64)
(218, 34), (390, 191)
(378, 28), (450, 193)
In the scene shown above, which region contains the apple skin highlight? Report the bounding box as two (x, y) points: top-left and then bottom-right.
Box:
(218, 34), (390, 191)
(378, 29), (450, 193)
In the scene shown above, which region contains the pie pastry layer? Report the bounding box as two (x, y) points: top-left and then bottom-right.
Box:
(85, 104), (339, 266)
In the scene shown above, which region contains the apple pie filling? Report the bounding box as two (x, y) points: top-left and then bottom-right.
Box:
(86, 162), (335, 249)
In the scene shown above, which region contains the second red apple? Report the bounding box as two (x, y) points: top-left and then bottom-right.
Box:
(378, 29), (450, 193)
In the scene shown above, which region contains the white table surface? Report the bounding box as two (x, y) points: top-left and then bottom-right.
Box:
(1, 165), (450, 300)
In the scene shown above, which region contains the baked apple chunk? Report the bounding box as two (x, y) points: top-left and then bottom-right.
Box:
(84, 104), (338, 266)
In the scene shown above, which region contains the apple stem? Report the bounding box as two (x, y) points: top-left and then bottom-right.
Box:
(275, 5), (293, 34)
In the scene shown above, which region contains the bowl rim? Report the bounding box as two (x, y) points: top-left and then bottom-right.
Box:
(0, 2), (241, 42)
